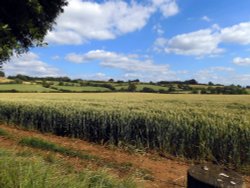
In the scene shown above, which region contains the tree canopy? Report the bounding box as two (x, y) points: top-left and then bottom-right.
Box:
(0, 0), (68, 66)
(0, 70), (5, 77)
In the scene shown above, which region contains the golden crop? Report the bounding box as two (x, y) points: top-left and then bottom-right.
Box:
(0, 93), (249, 166)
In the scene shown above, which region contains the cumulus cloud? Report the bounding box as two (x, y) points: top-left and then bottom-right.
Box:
(155, 29), (223, 57)
(65, 50), (169, 72)
(155, 21), (250, 57)
(233, 57), (250, 66)
(65, 49), (181, 81)
(221, 22), (250, 45)
(46, 0), (179, 45)
(3, 52), (61, 77)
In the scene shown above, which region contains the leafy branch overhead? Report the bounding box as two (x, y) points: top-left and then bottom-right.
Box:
(0, 0), (68, 65)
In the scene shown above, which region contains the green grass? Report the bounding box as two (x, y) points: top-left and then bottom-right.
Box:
(18, 137), (134, 172)
(0, 148), (137, 188)
(189, 84), (225, 89)
(135, 84), (168, 91)
(0, 84), (56, 92)
(52, 85), (111, 92)
(19, 137), (98, 160)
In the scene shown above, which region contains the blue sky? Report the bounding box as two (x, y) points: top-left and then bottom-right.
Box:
(3, 0), (250, 85)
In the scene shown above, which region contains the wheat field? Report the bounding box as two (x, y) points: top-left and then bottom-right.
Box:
(0, 93), (249, 166)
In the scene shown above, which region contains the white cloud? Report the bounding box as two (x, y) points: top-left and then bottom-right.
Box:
(233, 57), (250, 66)
(46, 0), (179, 45)
(221, 22), (250, 45)
(201, 16), (211, 22)
(46, 31), (84, 45)
(152, 0), (179, 17)
(65, 49), (181, 81)
(155, 21), (250, 57)
(155, 29), (223, 57)
(65, 53), (87, 63)
(193, 66), (250, 86)
(46, 0), (153, 44)
(65, 50), (169, 72)
(3, 52), (61, 77)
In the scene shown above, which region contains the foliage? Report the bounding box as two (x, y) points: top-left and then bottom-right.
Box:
(42, 81), (53, 88)
(0, 93), (249, 167)
(168, 85), (176, 92)
(0, 0), (67, 64)
(0, 71), (4, 77)
(84, 82), (116, 91)
(157, 79), (199, 85)
(128, 83), (137, 92)
(141, 87), (155, 93)
(206, 86), (248, 94)
(8, 75), (71, 82)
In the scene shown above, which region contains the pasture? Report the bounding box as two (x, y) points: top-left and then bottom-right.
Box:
(0, 84), (56, 92)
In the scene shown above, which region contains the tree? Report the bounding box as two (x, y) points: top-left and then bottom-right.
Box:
(128, 83), (137, 92)
(142, 87), (155, 93)
(184, 79), (198, 85)
(0, 0), (68, 65)
(0, 70), (5, 77)
(108, 78), (114, 82)
(168, 85), (175, 92)
(208, 81), (214, 86)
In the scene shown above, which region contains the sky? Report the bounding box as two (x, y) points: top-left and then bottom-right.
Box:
(3, 0), (250, 85)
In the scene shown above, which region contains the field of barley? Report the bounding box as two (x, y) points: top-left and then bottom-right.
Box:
(0, 93), (249, 167)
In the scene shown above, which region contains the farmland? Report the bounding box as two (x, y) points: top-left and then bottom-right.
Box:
(52, 85), (111, 92)
(0, 93), (249, 169)
(0, 84), (57, 92)
(114, 84), (169, 91)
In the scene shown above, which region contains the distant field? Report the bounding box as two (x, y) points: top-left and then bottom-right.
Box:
(135, 84), (168, 91)
(115, 84), (168, 91)
(0, 93), (249, 167)
(0, 78), (12, 83)
(189, 84), (224, 88)
(52, 85), (111, 92)
(0, 84), (56, 92)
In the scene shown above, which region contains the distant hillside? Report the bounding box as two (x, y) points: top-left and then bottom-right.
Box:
(0, 74), (248, 94)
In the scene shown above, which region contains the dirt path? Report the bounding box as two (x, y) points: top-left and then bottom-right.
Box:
(0, 125), (249, 188)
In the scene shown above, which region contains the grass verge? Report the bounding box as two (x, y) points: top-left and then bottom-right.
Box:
(19, 137), (98, 160)
(0, 148), (137, 188)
